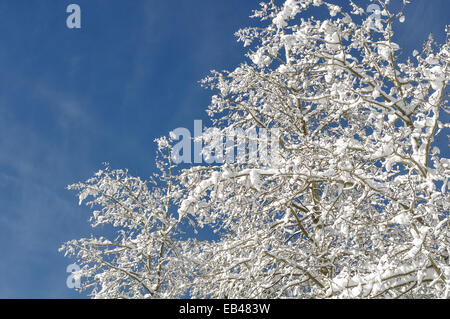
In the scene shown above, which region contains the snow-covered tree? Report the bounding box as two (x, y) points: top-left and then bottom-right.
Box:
(60, 0), (450, 299)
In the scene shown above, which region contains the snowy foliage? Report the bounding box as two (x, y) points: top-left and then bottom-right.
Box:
(60, 0), (450, 299)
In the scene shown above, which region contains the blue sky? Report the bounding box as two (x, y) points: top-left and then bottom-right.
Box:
(0, 0), (447, 298)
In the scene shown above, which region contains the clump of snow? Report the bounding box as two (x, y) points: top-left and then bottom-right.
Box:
(273, 0), (300, 29)
(377, 41), (399, 60)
